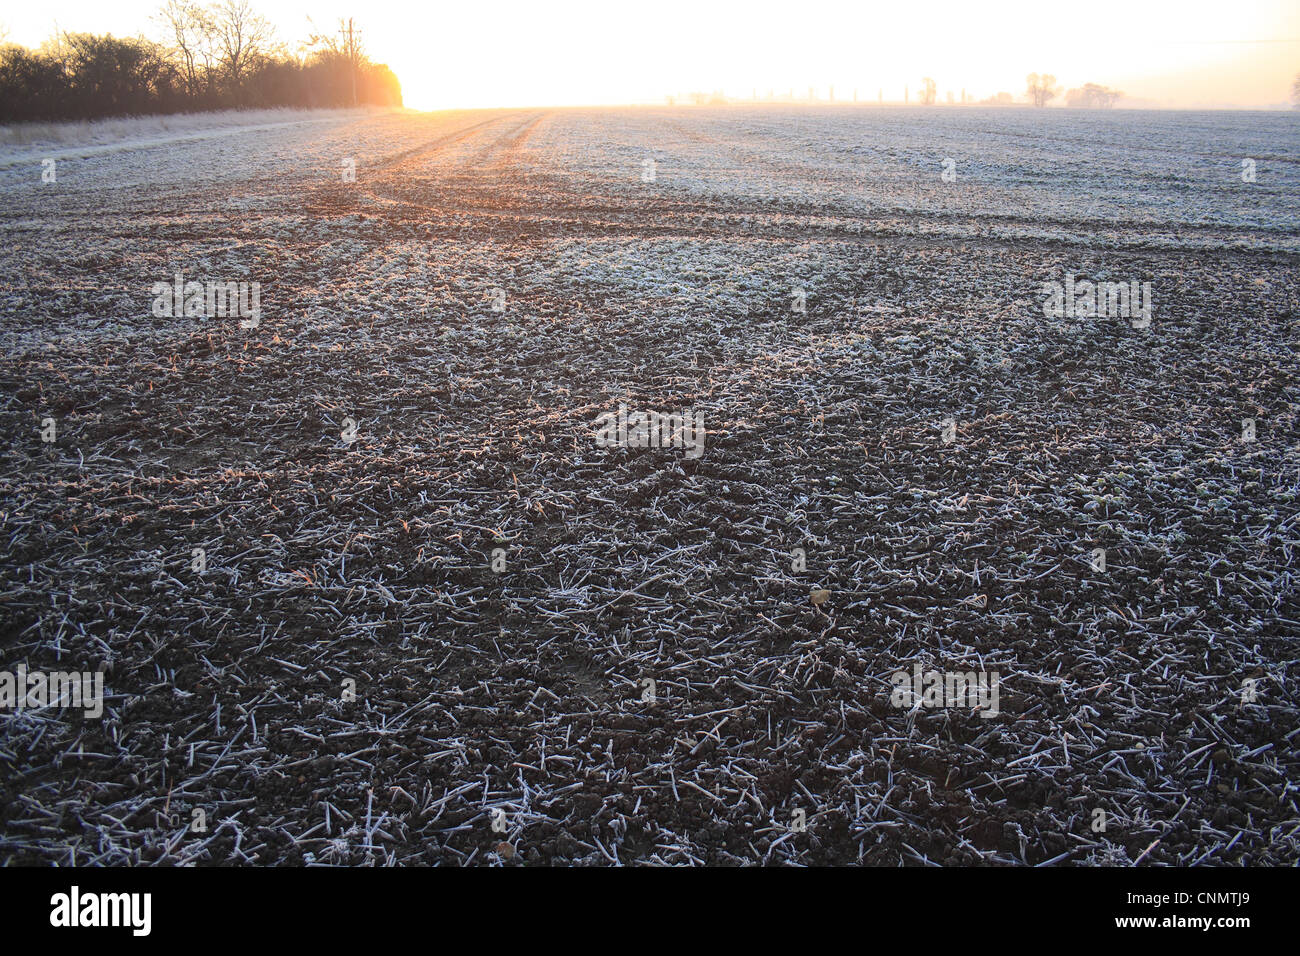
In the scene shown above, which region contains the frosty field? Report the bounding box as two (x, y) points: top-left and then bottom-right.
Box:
(0, 105), (1297, 866)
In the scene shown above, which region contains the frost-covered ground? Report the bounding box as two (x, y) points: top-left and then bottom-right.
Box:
(0, 106), (1297, 866)
(0, 107), (387, 155)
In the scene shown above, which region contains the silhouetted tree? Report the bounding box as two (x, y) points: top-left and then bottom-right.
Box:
(58, 34), (181, 118)
(920, 77), (937, 106)
(155, 1), (217, 100)
(1025, 73), (1061, 107)
(211, 0), (276, 101)
(0, 45), (71, 121)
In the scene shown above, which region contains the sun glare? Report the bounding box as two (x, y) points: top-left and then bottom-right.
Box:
(4, 0), (1297, 109)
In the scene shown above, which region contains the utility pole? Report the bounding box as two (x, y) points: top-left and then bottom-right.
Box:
(349, 18), (357, 107)
(339, 18), (360, 107)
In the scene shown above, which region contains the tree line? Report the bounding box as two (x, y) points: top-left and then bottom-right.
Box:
(914, 74), (1122, 108)
(0, 1), (401, 124)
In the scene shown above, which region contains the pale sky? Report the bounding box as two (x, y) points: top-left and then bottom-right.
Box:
(3, 0), (1298, 110)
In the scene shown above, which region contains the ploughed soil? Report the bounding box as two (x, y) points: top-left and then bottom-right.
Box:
(0, 107), (1297, 865)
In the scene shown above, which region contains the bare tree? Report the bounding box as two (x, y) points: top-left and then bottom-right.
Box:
(211, 0), (275, 96)
(1025, 73), (1062, 107)
(920, 76), (937, 106)
(0, 12), (403, 121)
(155, 1), (217, 98)
(1292, 72), (1300, 109)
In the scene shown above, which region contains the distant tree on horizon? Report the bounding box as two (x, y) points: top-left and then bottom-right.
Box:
(920, 77), (937, 106)
(1066, 82), (1121, 108)
(1025, 73), (1062, 107)
(1292, 72), (1299, 108)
